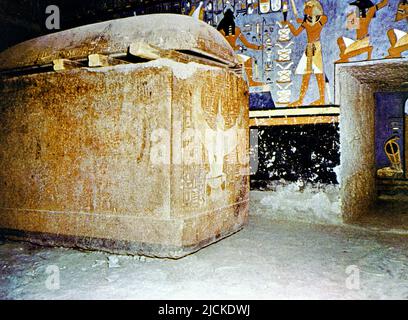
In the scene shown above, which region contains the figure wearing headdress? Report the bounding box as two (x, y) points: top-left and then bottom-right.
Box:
(386, 0), (408, 58)
(281, 0), (327, 106)
(336, 0), (388, 63)
(217, 8), (264, 87)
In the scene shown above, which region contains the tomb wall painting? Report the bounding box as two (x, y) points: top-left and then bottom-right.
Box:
(184, 0), (408, 108)
(375, 92), (408, 179)
(406, 98), (408, 178)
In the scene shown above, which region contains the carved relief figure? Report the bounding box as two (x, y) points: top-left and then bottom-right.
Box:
(192, 89), (243, 201)
(217, 8), (264, 87)
(386, 0), (408, 58)
(282, 0), (327, 106)
(336, 0), (388, 63)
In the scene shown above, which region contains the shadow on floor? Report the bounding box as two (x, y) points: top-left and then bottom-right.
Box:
(353, 199), (408, 233)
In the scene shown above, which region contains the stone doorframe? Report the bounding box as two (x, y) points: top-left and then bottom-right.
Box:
(335, 59), (408, 222)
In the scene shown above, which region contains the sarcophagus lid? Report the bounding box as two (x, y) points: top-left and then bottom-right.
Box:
(0, 14), (238, 71)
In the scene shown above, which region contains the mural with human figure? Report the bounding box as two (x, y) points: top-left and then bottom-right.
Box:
(217, 8), (264, 87)
(375, 92), (408, 179)
(336, 0), (388, 63)
(282, 0), (327, 106)
(386, 0), (408, 58)
(183, 0), (408, 109)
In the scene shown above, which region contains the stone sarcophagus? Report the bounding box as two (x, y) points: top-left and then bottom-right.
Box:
(0, 14), (249, 258)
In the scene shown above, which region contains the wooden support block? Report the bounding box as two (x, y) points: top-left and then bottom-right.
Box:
(128, 41), (232, 69)
(88, 54), (110, 67)
(53, 59), (83, 71)
(129, 41), (193, 64)
(88, 54), (127, 67)
(129, 42), (162, 60)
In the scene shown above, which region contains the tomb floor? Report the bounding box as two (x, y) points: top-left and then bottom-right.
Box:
(1, 196), (407, 300)
(352, 199), (408, 233)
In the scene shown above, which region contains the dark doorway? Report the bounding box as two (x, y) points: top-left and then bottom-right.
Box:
(357, 92), (408, 232)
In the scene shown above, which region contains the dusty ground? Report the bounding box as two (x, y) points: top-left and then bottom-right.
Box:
(1, 212), (407, 300)
(354, 199), (408, 232)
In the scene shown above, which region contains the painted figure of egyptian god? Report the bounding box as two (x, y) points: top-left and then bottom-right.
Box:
(336, 0), (388, 63)
(217, 8), (264, 87)
(281, 0), (327, 107)
(386, 0), (408, 58)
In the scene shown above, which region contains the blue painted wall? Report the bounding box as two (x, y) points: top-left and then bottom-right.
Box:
(375, 92), (408, 170)
(187, 0), (407, 107)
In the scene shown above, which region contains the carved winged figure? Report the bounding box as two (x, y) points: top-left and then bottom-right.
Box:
(192, 89), (243, 200)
